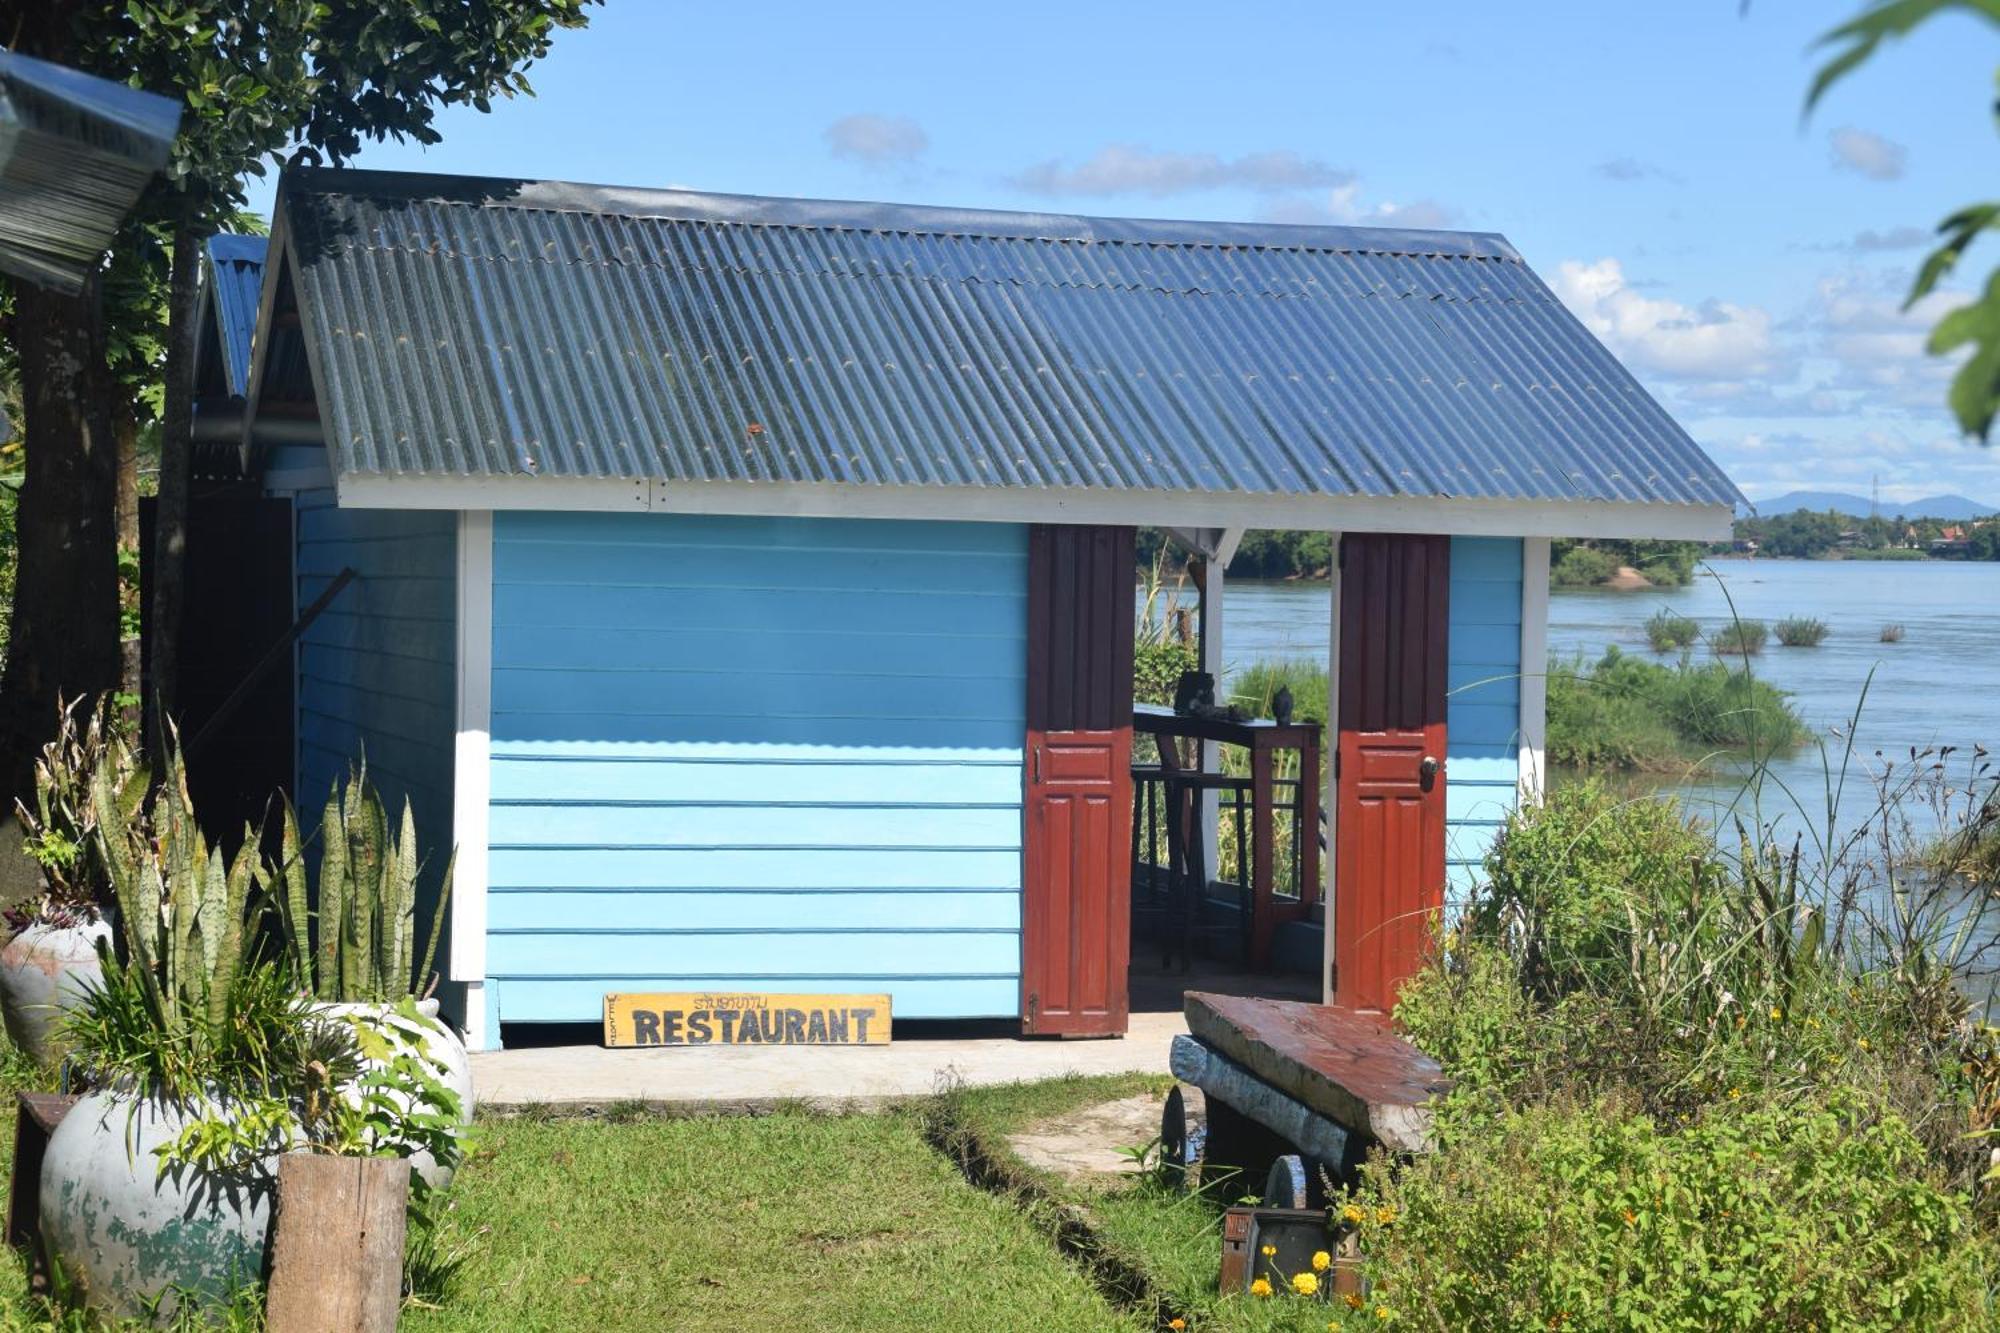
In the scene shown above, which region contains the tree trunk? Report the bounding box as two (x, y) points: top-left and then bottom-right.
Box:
(148, 226), (200, 748)
(114, 410), (141, 725)
(0, 278), (123, 808)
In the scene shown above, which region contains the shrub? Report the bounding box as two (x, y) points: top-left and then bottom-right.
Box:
(1132, 639), (1196, 706)
(1711, 618), (1767, 656)
(1643, 609), (1698, 652)
(1882, 622), (1907, 643)
(1473, 780), (1716, 999)
(1774, 615), (1830, 647)
(1551, 544), (1619, 588)
(1545, 661), (1684, 771)
(1546, 648), (1809, 769)
(1346, 1093), (1993, 1332)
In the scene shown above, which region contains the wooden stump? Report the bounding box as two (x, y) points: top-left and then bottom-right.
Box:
(7, 1092), (77, 1295)
(265, 1155), (408, 1333)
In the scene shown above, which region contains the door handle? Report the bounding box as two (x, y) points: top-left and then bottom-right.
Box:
(1419, 755), (1439, 791)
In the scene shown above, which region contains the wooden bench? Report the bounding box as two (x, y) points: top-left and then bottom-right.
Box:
(1168, 991), (1446, 1199)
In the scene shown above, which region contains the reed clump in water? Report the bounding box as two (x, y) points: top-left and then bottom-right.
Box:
(1775, 615), (1831, 647)
(1881, 622), (1907, 644)
(1644, 609), (1699, 653)
(1711, 618), (1768, 656)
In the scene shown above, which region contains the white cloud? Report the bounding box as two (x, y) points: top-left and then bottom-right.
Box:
(1010, 146), (1350, 197)
(1829, 127), (1908, 182)
(1849, 225), (1930, 253)
(1551, 258), (1780, 381)
(1593, 157), (1681, 184)
(824, 114), (929, 168)
(1258, 184), (1454, 231)
(1812, 269), (1963, 408)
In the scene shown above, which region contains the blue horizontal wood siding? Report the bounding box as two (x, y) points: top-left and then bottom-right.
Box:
(1446, 537), (1523, 904)
(485, 512), (1028, 1032)
(292, 488), (458, 960)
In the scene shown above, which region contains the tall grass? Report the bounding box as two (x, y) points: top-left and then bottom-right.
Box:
(1775, 615), (1830, 647)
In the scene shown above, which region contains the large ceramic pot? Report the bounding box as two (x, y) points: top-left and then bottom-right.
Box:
(40, 1088), (279, 1318)
(0, 917), (111, 1064)
(319, 998), (474, 1188)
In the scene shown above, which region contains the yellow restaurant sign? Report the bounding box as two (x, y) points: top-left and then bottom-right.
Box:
(602, 992), (892, 1048)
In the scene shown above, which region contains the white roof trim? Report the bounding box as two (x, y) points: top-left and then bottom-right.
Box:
(332, 472), (1733, 541)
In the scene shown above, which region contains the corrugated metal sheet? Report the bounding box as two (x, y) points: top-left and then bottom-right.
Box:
(276, 168), (1740, 508)
(0, 49), (178, 295)
(204, 233), (266, 397)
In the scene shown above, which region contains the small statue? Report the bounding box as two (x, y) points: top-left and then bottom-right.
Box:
(1272, 684), (1294, 726)
(1173, 670), (1215, 716)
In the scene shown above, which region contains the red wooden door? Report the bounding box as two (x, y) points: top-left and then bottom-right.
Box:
(1334, 533), (1449, 1013)
(1021, 525), (1135, 1036)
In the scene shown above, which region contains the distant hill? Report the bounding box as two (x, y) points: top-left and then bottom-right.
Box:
(1737, 490), (1997, 521)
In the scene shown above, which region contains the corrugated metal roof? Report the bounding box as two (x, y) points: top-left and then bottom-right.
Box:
(204, 233), (265, 397)
(0, 49), (178, 295)
(275, 168), (1740, 509)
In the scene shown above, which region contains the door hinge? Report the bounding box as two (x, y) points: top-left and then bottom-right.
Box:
(1332, 750), (1341, 780)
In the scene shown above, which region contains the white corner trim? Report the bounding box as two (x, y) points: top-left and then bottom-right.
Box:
(329, 473), (1733, 543)
(457, 981), (488, 1054)
(1517, 537), (1551, 804)
(450, 510), (493, 983)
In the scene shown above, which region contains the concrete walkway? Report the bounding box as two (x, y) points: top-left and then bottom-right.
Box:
(471, 1010), (1187, 1113)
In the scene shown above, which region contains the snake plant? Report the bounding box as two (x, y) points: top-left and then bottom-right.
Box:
(272, 764), (452, 1003)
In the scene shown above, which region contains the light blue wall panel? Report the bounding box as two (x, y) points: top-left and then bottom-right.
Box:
(1446, 536), (1523, 907)
(486, 512), (1029, 1035)
(292, 487), (458, 975)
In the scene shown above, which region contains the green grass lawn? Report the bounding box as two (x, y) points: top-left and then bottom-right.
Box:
(0, 1058), (1324, 1331)
(401, 1106), (1138, 1333)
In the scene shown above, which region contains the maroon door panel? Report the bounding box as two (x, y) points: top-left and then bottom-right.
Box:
(1021, 525), (1135, 1036)
(1334, 533), (1449, 1013)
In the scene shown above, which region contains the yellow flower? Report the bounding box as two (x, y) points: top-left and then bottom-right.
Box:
(1311, 1249), (1332, 1272)
(1769, 1007), (1783, 1022)
(1292, 1271), (1320, 1296)
(1735, 1015), (1747, 1030)
(1858, 1037), (1871, 1052)
(1727, 1086), (1742, 1100)
(1340, 1203), (1365, 1225)
(1168, 1322), (1185, 1331)
(1375, 1205), (1397, 1225)
(1375, 1307), (1391, 1321)
(1249, 1277), (1274, 1299)
(1261, 1244), (1277, 1257)
(1622, 1208), (1636, 1227)
(1344, 1292), (1365, 1310)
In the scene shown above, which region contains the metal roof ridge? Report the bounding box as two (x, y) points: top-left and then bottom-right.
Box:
(279, 166), (1523, 262)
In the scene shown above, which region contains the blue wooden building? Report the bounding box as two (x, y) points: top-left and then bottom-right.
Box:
(214, 168), (1739, 1050)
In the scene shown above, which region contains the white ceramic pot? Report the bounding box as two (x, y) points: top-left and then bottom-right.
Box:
(40, 1088), (279, 1318)
(0, 918), (111, 1065)
(318, 998), (474, 1189)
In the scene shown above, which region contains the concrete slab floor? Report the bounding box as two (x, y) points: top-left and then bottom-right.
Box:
(470, 1010), (1190, 1113)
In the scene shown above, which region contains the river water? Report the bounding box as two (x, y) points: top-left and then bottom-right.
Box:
(1220, 558), (2000, 843)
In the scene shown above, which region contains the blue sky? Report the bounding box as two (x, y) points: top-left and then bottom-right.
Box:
(267, 1), (2000, 506)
